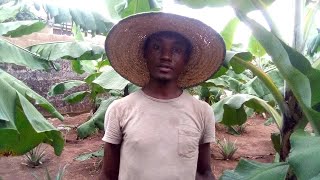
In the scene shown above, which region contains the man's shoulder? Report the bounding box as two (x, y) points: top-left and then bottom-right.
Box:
(109, 90), (142, 109)
(183, 92), (210, 108)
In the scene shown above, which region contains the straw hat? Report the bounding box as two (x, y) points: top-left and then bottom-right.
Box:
(105, 12), (226, 88)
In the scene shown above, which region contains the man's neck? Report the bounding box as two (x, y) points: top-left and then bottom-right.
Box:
(142, 80), (183, 100)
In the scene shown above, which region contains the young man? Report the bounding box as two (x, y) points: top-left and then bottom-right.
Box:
(100, 12), (225, 180)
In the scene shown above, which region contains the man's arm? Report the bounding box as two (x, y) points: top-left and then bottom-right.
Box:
(196, 143), (215, 180)
(99, 142), (121, 180)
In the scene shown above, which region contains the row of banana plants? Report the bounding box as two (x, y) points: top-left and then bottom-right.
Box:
(2, 1), (320, 179)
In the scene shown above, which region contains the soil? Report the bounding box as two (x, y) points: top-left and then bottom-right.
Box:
(0, 113), (278, 180)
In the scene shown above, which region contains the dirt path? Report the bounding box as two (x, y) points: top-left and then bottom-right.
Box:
(0, 113), (278, 179)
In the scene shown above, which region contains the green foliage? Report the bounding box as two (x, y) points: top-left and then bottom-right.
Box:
(120, 0), (161, 18)
(63, 91), (90, 104)
(237, 12), (320, 133)
(0, 38), (53, 70)
(0, 77), (64, 156)
(288, 131), (320, 180)
(24, 144), (46, 167)
(0, 69), (63, 120)
(213, 94), (282, 128)
(48, 80), (86, 96)
(0, 2), (21, 23)
(77, 96), (119, 139)
(0, 20), (45, 37)
(221, 18), (240, 50)
(28, 41), (105, 61)
(75, 148), (104, 161)
(93, 66), (130, 90)
(307, 33), (320, 57)
(248, 35), (266, 57)
(220, 159), (289, 180)
(217, 138), (238, 160)
(33, 164), (67, 180)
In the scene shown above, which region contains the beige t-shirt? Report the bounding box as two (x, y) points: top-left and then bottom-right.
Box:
(102, 90), (215, 180)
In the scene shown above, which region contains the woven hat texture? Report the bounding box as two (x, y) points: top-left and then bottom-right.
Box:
(105, 12), (226, 88)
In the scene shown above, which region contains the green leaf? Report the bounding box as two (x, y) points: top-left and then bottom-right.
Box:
(271, 132), (281, 153)
(242, 69), (283, 102)
(45, 4), (59, 17)
(120, 0), (157, 18)
(0, 78), (64, 156)
(105, 0), (126, 20)
(54, 7), (72, 24)
(0, 20), (46, 37)
(288, 131), (320, 180)
(0, 3), (21, 23)
(48, 80), (86, 96)
(77, 96), (119, 139)
(248, 35), (266, 57)
(221, 18), (240, 50)
(75, 148), (104, 161)
(220, 159), (289, 180)
(226, 51), (253, 74)
(92, 12), (114, 34)
(63, 91), (89, 104)
(84, 72), (101, 84)
(71, 23), (84, 41)
(0, 69), (63, 120)
(238, 13), (320, 133)
(213, 94), (281, 128)
(231, 0), (275, 14)
(0, 38), (52, 70)
(71, 60), (85, 74)
(28, 41), (104, 61)
(93, 66), (129, 90)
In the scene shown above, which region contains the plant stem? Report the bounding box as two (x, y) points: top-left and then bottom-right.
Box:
(253, 0), (281, 38)
(233, 57), (288, 116)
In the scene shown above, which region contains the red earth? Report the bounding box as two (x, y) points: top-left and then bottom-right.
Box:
(0, 113), (278, 179)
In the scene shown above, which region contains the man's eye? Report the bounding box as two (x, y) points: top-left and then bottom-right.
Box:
(172, 47), (182, 54)
(153, 44), (160, 50)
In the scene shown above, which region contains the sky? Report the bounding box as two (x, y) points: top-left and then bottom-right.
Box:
(30, 0), (303, 46)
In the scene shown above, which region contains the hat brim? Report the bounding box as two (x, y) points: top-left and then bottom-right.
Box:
(105, 12), (226, 88)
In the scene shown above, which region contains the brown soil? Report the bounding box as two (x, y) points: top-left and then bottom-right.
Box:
(0, 113), (278, 180)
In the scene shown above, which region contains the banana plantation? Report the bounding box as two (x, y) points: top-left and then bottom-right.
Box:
(1, 0), (320, 179)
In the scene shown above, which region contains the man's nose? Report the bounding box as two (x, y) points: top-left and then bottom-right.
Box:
(160, 48), (172, 61)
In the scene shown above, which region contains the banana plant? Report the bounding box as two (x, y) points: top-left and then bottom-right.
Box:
(178, 0), (320, 179)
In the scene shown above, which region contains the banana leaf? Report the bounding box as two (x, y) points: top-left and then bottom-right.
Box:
(0, 38), (52, 70)
(28, 41), (105, 61)
(0, 77), (64, 156)
(0, 20), (45, 37)
(213, 94), (281, 129)
(77, 96), (119, 139)
(220, 159), (289, 180)
(237, 12), (320, 133)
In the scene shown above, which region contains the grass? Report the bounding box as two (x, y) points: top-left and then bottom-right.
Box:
(24, 144), (47, 168)
(33, 165), (67, 180)
(217, 138), (238, 160)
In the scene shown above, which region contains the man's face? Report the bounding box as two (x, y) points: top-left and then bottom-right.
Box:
(144, 32), (190, 83)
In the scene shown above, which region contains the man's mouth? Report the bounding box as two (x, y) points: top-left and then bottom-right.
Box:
(158, 64), (172, 72)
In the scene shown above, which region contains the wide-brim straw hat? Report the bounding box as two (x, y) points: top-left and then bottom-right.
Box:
(105, 12), (226, 88)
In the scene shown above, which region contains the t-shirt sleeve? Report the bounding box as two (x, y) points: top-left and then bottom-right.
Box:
(200, 104), (216, 144)
(102, 101), (123, 144)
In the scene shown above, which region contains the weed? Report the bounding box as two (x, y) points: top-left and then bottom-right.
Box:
(217, 138), (238, 160)
(24, 144), (47, 168)
(227, 124), (246, 135)
(33, 164), (67, 180)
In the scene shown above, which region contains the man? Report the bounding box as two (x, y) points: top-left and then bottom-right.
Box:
(100, 12), (225, 180)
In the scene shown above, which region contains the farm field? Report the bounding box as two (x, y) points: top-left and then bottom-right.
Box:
(0, 113), (277, 179)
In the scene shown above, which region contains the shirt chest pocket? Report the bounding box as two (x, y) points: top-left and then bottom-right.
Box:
(178, 129), (201, 158)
